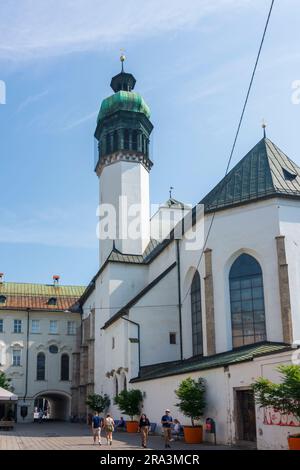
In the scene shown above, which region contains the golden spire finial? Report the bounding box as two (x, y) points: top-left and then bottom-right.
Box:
(262, 118), (267, 138)
(120, 49), (126, 72)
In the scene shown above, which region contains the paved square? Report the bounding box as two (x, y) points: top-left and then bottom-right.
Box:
(0, 422), (235, 450)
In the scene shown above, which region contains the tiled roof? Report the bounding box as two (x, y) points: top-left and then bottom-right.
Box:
(131, 342), (291, 383)
(0, 282), (85, 312)
(201, 138), (300, 212)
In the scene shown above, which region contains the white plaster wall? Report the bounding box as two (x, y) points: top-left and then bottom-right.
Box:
(278, 200), (300, 342)
(132, 351), (298, 449)
(99, 161), (150, 265)
(130, 265), (180, 367)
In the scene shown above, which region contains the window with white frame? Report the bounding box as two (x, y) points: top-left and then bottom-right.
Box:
(12, 349), (21, 366)
(13, 319), (22, 333)
(31, 319), (40, 334)
(0, 319), (3, 333)
(49, 320), (58, 334)
(67, 321), (76, 335)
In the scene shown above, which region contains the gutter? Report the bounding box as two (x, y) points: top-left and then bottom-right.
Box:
(176, 239), (183, 360)
(23, 308), (30, 402)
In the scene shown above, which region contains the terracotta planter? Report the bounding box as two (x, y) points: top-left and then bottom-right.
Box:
(183, 425), (203, 444)
(126, 421), (139, 433)
(288, 435), (300, 450)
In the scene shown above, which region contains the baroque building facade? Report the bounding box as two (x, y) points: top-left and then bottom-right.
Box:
(0, 276), (83, 422)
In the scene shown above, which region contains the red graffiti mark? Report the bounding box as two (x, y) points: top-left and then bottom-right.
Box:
(263, 407), (300, 427)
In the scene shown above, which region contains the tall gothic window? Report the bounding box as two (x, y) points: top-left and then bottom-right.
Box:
(60, 354), (69, 381)
(123, 375), (127, 391)
(229, 254), (266, 348)
(115, 376), (119, 396)
(106, 133), (111, 155)
(113, 130), (118, 152)
(191, 271), (203, 356)
(36, 352), (45, 381)
(124, 129), (129, 150)
(132, 130), (138, 151)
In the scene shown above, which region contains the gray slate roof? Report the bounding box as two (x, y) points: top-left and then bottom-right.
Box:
(201, 138), (300, 212)
(131, 342), (291, 383)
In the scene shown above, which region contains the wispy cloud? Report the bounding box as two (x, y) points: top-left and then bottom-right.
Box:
(62, 110), (98, 131)
(0, 0), (248, 62)
(17, 90), (49, 112)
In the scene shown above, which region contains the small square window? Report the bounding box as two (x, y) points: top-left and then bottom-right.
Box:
(13, 319), (22, 333)
(169, 333), (176, 345)
(67, 321), (76, 335)
(31, 320), (40, 334)
(49, 320), (58, 334)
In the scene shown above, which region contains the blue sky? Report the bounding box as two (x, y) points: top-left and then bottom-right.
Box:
(0, 0), (299, 286)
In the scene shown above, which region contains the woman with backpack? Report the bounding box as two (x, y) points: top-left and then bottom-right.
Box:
(104, 414), (114, 445)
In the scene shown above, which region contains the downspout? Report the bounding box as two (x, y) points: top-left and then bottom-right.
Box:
(176, 239), (183, 360)
(23, 308), (30, 402)
(121, 316), (141, 377)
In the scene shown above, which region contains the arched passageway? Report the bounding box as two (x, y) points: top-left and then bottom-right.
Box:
(34, 392), (71, 421)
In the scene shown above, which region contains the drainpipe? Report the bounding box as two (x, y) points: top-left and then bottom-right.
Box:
(22, 308), (30, 415)
(176, 239), (183, 360)
(121, 316), (141, 377)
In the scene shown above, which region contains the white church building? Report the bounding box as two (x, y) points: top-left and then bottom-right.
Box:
(71, 59), (300, 449)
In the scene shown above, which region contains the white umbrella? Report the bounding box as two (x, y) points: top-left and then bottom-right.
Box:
(0, 387), (18, 401)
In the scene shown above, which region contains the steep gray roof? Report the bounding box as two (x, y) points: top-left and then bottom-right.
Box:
(201, 138), (300, 212)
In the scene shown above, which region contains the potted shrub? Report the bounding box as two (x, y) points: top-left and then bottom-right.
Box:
(86, 393), (111, 419)
(114, 389), (143, 433)
(252, 365), (300, 450)
(175, 377), (206, 444)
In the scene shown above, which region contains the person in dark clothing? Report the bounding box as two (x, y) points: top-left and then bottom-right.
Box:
(92, 412), (103, 445)
(161, 409), (173, 448)
(139, 414), (150, 448)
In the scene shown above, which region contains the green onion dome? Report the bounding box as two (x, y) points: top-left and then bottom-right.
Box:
(98, 90), (151, 122)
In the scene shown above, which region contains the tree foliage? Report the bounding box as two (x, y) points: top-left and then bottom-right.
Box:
(175, 377), (206, 426)
(252, 365), (300, 419)
(86, 394), (110, 413)
(114, 389), (143, 421)
(0, 371), (11, 391)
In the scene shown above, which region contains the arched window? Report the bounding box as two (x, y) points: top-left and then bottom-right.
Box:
(229, 254), (266, 348)
(37, 352), (45, 381)
(132, 130), (138, 151)
(124, 129), (129, 150)
(60, 354), (69, 381)
(106, 134), (111, 155)
(113, 130), (118, 152)
(123, 375), (127, 391)
(115, 376), (119, 396)
(191, 271), (203, 356)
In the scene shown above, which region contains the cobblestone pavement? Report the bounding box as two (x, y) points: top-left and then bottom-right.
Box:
(0, 422), (237, 450)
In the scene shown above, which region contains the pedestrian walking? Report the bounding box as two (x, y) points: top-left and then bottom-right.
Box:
(91, 411), (103, 445)
(139, 413), (150, 448)
(38, 409), (44, 424)
(104, 414), (114, 445)
(161, 409), (173, 448)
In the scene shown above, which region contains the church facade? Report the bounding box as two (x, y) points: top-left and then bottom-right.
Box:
(71, 60), (300, 449)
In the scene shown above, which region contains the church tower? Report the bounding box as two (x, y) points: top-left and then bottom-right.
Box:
(95, 56), (154, 266)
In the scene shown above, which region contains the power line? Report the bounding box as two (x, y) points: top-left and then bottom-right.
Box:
(180, 0), (275, 307)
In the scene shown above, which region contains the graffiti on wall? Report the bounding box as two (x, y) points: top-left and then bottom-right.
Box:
(263, 407), (300, 427)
